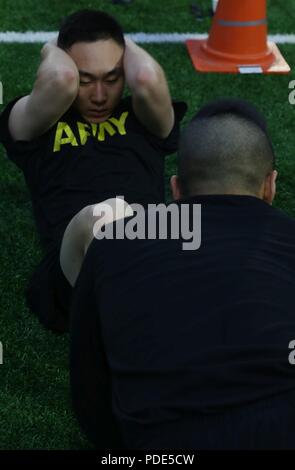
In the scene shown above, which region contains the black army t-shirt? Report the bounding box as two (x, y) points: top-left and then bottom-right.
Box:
(0, 96), (186, 249)
(70, 195), (295, 449)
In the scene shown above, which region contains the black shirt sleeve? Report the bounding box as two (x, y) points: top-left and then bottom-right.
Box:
(70, 241), (124, 449)
(141, 101), (187, 156)
(0, 96), (46, 171)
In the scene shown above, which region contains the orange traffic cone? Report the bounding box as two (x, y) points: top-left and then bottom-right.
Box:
(186, 0), (290, 74)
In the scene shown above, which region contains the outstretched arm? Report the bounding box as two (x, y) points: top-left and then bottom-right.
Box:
(123, 37), (174, 139)
(8, 41), (79, 141)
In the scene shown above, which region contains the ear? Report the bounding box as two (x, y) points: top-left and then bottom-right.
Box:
(170, 175), (182, 200)
(263, 170), (278, 205)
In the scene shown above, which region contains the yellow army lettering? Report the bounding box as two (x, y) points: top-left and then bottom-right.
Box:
(53, 111), (128, 152)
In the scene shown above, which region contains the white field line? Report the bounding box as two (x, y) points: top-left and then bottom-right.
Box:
(0, 31), (295, 44)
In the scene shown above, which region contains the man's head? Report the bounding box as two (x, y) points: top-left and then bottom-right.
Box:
(58, 9), (125, 123)
(171, 98), (277, 205)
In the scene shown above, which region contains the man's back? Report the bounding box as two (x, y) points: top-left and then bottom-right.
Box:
(71, 195), (295, 449)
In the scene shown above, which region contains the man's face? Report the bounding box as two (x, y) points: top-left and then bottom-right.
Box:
(68, 39), (125, 123)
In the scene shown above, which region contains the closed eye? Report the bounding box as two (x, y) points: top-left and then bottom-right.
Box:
(79, 77), (94, 85)
(105, 77), (120, 84)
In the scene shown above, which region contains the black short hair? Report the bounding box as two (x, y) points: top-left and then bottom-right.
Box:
(178, 98), (275, 197)
(57, 9), (125, 50)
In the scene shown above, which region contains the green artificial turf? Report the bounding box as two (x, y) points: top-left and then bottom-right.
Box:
(0, 0), (295, 450)
(0, 0), (294, 33)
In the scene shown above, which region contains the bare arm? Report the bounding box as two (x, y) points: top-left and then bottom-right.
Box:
(123, 38), (174, 139)
(8, 42), (79, 141)
(60, 198), (134, 287)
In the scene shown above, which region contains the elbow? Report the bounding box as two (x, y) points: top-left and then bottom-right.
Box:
(133, 63), (163, 93)
(52, 68), (79, 97)
(37, 67), (79, 99)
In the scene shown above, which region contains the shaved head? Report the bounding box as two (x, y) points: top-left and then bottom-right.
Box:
(178, 99), (275, 197)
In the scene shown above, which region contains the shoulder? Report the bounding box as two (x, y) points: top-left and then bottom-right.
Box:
(270, 204), (295, 229)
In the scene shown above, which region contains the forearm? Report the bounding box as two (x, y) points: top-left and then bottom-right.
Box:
(123, 37), (164, 94)
(8, 42), (80, 141)
(28, 42), (79, 127)
(123, 38), (174, 138)
(37, 42), (79, 95)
